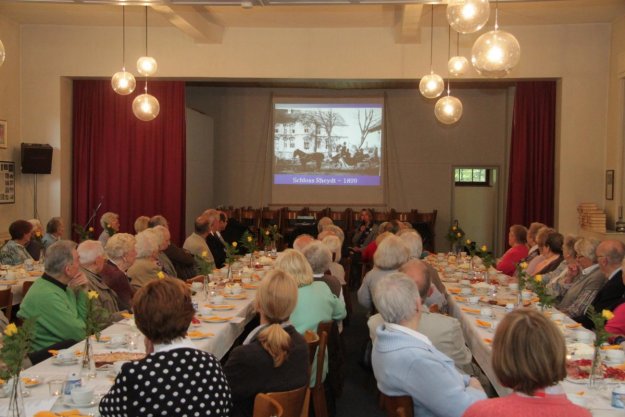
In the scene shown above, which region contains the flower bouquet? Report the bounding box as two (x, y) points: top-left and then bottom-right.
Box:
(446, 220), (465, 253)
(531, 274), (556, 311)
(0, 320), (35, 417)
(73, 224), (94, 242)
(586, 306), (614, 388)
(262, 225), (282, 254)
(224, 241), (239, 280)
(240, 231), (259, 267)
(83, 290), (110, 378)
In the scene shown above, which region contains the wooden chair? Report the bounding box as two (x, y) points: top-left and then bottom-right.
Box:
(240, 207), (261, 233)
(413, 209), (437, 252)
(372, 210), (390, 224)
(328, 209), (350, 231)
(303, 330), (320, 369)
(266, 385), (309, 417)
(22, 280), (35, 298)
(0, 286), (13, 322)
(254, 393), (284, 417)
(380, 394), (413, 417)
(311, 326), (329, 417)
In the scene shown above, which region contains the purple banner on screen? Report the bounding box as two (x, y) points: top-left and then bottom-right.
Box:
(274, 174), (380, 186)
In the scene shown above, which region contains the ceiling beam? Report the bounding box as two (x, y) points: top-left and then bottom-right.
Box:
(150, 5), (224, 44)
(395, 4), (423, 44)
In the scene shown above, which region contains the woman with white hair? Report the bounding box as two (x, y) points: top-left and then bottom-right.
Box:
(151, 225), (177, 278)
(26, 218), (44, 260)
(357, 234), (410, 311)
(302, 241), (342, 297)
(274, 249), (346, 386)
(98, 211), (120, 247)
(127, 229), (162, 290)
(322, 235), (346, 285)
(101, 233), (137, 310)
(372, 273), (485, 417)
(77, 240), (121, 319)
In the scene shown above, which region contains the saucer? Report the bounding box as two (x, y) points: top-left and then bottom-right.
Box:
(52, 357), (79, 366)
(104, 341), (127, 349)
(201, 316), (232, 323)
(63, 398), (99, 408)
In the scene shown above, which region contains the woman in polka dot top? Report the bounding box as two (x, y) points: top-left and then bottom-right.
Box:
(99, 278), (232, 417)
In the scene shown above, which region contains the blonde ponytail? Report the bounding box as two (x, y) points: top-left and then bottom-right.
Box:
(258, 323), (292, 367)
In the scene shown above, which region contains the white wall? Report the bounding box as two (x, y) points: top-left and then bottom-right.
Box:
(9, 20), (614, 240)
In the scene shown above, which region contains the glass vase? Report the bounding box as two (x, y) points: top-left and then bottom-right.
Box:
(81, 337), (96, 379)
(588, 345), (604, 390)
(203, 274), (210, 301)
(7, 374), (25, 417)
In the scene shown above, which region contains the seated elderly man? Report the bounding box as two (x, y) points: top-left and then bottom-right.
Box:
(127, 229), (162, 290)
(101, 233), (137, 311)
(368, 259), (472, 373)
(17, 240), (89, 351)
(293, 233), (315, 252)
(358, 235), (410, 311)
(372, 273), (486, 417)
(42, 216), (64, 250)
(302, 241), (342, 298)
(0, 220), (34, 265)
(77, 240), (122, 321)
(98, 212), (120, 247)
(183, 215), (214, 261)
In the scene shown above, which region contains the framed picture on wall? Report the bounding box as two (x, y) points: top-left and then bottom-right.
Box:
(0, 121), (6, 149)
(606, 169), (615, 200)
(0, 161), (15, 204)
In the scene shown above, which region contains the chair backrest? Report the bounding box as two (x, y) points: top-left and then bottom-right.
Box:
(380, 394), (413, 417)
(303, 330), (320, 368)
(22, 280), (34, 298)
(0, 286), (13, 321)
(314, 323), (330, 389)
(266, 385), (309, 417)
(254, 393), (284, 417)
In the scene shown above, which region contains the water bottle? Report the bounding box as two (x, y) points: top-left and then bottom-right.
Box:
(63, 372), (82, 397)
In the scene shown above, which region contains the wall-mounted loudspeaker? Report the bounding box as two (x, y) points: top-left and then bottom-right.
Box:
(21, 143), (53, 174)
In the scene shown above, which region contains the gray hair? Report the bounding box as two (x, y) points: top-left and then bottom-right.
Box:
(563, 235), (579, 258)
(302, 241), (332, 274)
(135, 229), (160, 258)
(317, 217), (334, 233)
(45, 240), (77, 276)
(134, 216), (150, 234)
(77, 240), (105, 266)
(574, 238), (600, 262)
(598, 240), (625, 265)
(105, 233), (136, 260)
(322, 235), (342, 262)
(293, 234), (315, 252)
(28, 219), (42, 232)
(151, 225), (170, 248)
(373, 272), (420, 324)
(398, 230), (423, 259)
(100, 212), (119, 229)
(374, 235), (410, 270)
(148, 214), (169, 228)
(322, 225), (345, 244)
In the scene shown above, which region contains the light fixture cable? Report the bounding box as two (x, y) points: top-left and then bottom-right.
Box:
(429, 4), (434, 73)
(122, 6), (126, 70)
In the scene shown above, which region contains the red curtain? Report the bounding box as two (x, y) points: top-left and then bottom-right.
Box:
(72, 80), (186, 244)
(505, 81), (556, 243)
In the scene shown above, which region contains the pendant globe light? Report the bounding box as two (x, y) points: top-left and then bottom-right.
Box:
(448, 32), (469, 77)
(111, 6), (136, 95)
(446, 0), (490, 34)
(136, 7), (157, 77)
(419, 6), (444, 99)
(435, 83), (463, 125)
(132, 82), (160, 121)
(471, 0), (520, 78)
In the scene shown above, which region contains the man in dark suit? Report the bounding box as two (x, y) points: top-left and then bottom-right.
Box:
(205, 209), (227, 268)
(576, 240), (625, 329)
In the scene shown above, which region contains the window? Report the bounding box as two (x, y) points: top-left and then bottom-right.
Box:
(454, 168), (490, 186)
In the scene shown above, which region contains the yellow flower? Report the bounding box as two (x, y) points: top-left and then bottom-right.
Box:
(602, 310), (615, 320)
(481, 245), (488, 252)
(232, 242), (238, 248)
(201, 251), (209, 258)
(456, 232), (461, 238)
(4, 323), (18, 337)
(87, 290), (99, 300)
(452, 226), (457, 231)
(466, 239), (472, 245)
(534, 275), (542, 283)
(88, 227), (94, 232)
(247, 236), (253, 242)
(520, 262), (528, 270)
(157, 271), (165, 279)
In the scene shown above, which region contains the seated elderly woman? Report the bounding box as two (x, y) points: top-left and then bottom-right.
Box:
(133, 215), (150, 234)
(525, 226), (555, 276)
(127, 229), (162, 290)
(361, 220), (402, 264)
(151, 225), (177, 277)
(100, 233), (137, 311)
(274, 249), (346, 386)
(150, 215), (198, 279)
(463, 309), (591, 417)
(533, 232), (565, 276)
(224, 270), (309, 417)
(556, 238), (605, 319)
(524, 222), (547, 263)
(26, 218), (44, 260)
(496, 225), (529, 276)
(322, 235), (346, 285)
(544, 235), (580, 290)
(0, 220), (34, 265)
(302, 241), (342, 298)
(77, 240), (122, 320)
(372, 273), (486, 417)
(99, 278), (232, 417)
(42, 216), (64, 250)
(357, 234), (410, 311)
(98, 211), (120, 247)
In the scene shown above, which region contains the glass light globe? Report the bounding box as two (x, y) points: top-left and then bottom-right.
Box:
(419, 72), (445, 99)
(447, 0), (490, 34)
(132, 93), (160, 121)
(136, 56), (157, 77)
(435, 95), (463, 125)
(111, 70), (136, 95)
(0, 40), (5, 67)
(448, 56), (470, 76)
(471, 29), (521, 77)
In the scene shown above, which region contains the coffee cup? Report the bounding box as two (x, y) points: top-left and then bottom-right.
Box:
(480, 307), (493, 318)
(191, 282), (203, 292)
(57, 350), (75, 361)
(575, 330), (593, 343)
(199, 306), (213, 316)
(607, 350), (625, 363)
(109, 334), (126, 346)
(468, 296), (480, 305)
(460, 287), (472, 295)
(521, 290), (532, 300)
(71, 386), (94, 406)
(211, 294), (225, 305)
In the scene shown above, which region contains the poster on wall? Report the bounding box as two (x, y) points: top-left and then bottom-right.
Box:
(0, 161), (15, 204)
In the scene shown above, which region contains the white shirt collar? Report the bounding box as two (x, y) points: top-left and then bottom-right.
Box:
(385, 322), (432, 346)
(313, 273), (324, 278)
(582, 263), (600, 276)
(608, 267), (623, 281)
(153, 337), (196, 353)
